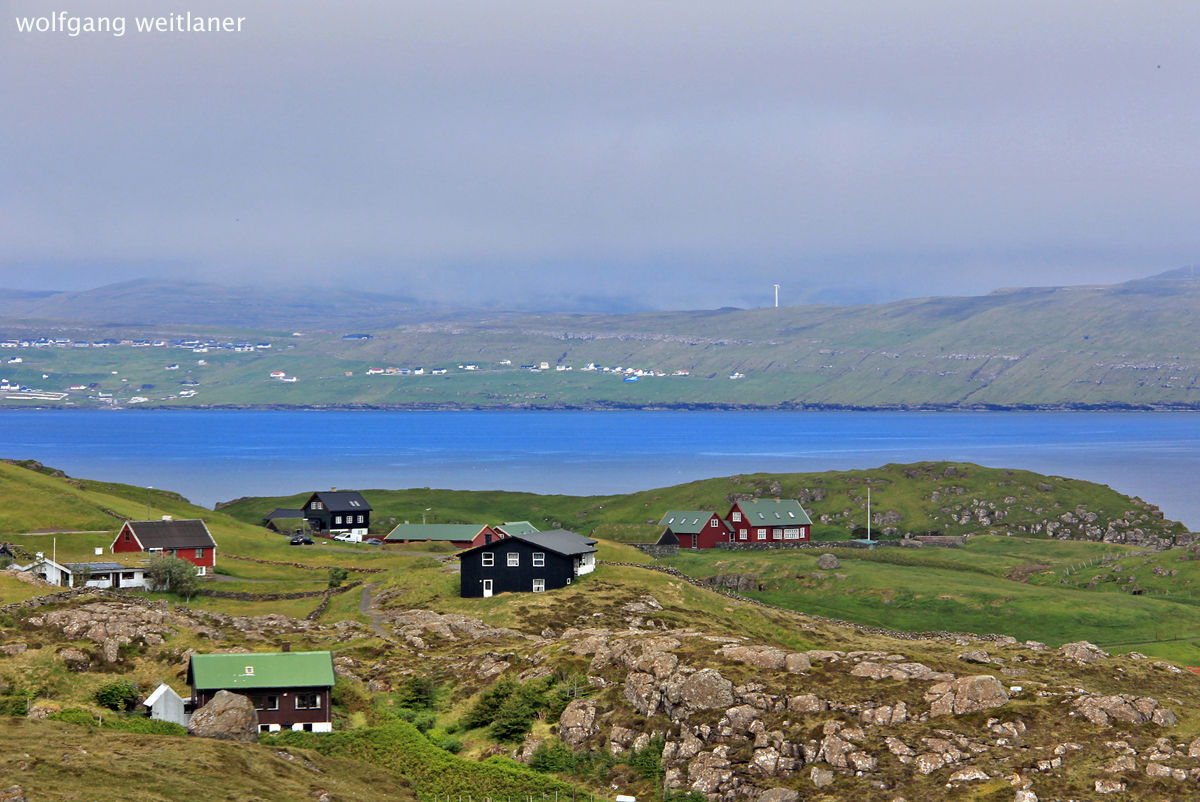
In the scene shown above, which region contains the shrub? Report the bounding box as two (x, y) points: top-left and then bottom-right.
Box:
(48, 707), (97, 726)
(395, 676), (437, 710)
(145, 554), (199, 600)
(628, 734), (665, 782)
(94, 680), (140, 711)
(327, 566), (349, 588)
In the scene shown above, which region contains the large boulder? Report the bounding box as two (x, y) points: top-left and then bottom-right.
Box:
(624, 672), (661, 717)
(720, 645), (787, 670)
(558, 699), (598, 747)
(815, 553), (841, 570)
(1060, 641), (1110, 664)
(667, 669), (735, 711)
(187, 690), (259, 742)
(926, 675), (1009, 716)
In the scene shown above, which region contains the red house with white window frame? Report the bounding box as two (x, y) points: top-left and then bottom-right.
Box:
(111, 518), (217, 575)
(655, 510), (733, 549)
(726, 498), (812, 544)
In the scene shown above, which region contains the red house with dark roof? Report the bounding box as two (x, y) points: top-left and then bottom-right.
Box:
(111, 517), (218, 575)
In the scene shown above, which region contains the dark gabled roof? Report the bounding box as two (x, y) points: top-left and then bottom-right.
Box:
(658, 510), (716, 534)
(731, 498), (813, 526)
(121, 519), (216, 550)
(656, 529), (680, 546)
(306, 491), (372, 512)
(263, 508), (304, 520)
(461, 529), (597, 558)
(187, 651), (335, 690)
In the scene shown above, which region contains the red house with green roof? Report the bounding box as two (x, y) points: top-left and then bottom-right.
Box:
(187, 649), (336, 733)
(726, 498), (812, 543)
(655, 510), (733, 549)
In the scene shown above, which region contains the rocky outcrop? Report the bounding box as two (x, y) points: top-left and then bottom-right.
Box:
(926, 675), (1009, 716)
(187, 690), (259, 742)
(1072, 694), (1175, 727)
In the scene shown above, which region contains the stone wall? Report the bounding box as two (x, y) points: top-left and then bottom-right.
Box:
(630, 543), (678, 559)
(714, 540), (899, 551)
(0, 586), (169, 616)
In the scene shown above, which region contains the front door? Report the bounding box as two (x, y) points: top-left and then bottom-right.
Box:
(483, 579), (493, 598)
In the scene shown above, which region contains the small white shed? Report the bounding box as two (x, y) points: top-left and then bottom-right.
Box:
(143, 683), (189, 726)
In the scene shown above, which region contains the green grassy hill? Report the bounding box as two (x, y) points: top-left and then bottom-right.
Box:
(3, 269), (1200, 408)
(218, 461), (1185, 546)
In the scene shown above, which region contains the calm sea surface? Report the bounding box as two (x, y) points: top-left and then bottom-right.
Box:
(1, 410), (1198, 527)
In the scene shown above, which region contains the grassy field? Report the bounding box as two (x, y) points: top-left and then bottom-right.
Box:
(658, 535), (1200, 662)
(0, 718), (418, 802)
(4, 271), (1200, 410)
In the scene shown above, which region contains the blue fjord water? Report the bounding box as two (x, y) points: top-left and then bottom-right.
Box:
(0, 409), (1198, 528)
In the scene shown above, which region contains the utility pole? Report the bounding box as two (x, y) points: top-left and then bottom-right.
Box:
(774, 284), (779, 308)
(424, 508), (431, 525)
(866, 486), (871, 541)
(147, 486), (152, 520)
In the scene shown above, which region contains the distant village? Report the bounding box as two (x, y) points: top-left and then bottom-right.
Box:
(1, 332), (749, 404)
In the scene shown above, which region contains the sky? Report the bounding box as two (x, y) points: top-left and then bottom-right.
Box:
(3, 1), (1199, 312)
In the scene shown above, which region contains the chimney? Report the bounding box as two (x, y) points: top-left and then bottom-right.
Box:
(281, 642), (291, 653)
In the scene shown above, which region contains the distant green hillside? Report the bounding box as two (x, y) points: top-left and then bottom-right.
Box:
(218, 461), (1187, 547)
(3, 269), (1200, 409)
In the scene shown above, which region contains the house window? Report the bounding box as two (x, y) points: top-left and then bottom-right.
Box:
(251, 695), (279, 711)
(788, 512), (795, 518)
(507, 552), (519, 567)
(295, 693), (321, 710)
(732, 512), (741, 522)
(124, 530), (131, 542)
(739, 529), (747, 540)
(311, 501), (323, 510)
(195, 548), (205, 559)
(756, 529), (766, 540)
(533, 579), (545, 592)
(357, 515), (364, 524)
(710, 519), (718, 527)
(245, 666), (255, 675)
(533, 552), (545, 567)
(334, 516), (342, 525)
(482, 553), (494, 567)
(783, 528), (800, 540)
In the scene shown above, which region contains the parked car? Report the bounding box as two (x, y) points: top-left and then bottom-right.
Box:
(364, 538), (383, 545)
(289, 535), (314, 546)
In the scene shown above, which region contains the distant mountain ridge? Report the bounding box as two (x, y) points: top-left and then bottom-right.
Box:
(1, 269), (1198, 409)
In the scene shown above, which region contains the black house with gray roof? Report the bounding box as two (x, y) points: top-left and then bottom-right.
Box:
(302, 491), (372, 534)
(458, 529), (597, 598)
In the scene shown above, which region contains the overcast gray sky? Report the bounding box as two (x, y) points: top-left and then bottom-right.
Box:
(3, 1), (1198, 311)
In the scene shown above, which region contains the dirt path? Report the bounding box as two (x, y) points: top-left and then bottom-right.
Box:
(359, 581), (393, 640)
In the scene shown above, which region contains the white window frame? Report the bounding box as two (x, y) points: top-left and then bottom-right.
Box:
(732, 512), (741, 522)
(532, 552), (545, 567)
(507, 552), (519, 567)
(783, 528), (800, 540)
(756, 528), (767, 540)
(533, 579), (545, 592)
(482, 553), (494, 567)
(739, 529), (748, 540)
(709, 519), (717, 527)
(334, 515), (342, 525)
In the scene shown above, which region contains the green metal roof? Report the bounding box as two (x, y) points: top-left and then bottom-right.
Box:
(384, 523), (485, 542)
(187, 651), (335, 691)
(658, 510), (715, 534)
(733, 498), (813, 526)
(497, 520), (539, 537)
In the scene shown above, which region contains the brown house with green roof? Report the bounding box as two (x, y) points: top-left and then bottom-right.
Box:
(187, 649), (336, 733)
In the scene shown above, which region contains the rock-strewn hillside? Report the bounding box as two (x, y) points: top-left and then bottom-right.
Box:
(3, 572), (1200, 802)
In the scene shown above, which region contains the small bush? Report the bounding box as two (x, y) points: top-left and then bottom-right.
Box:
(395, 676), (437, 710)
(327, 566), (349, 588)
